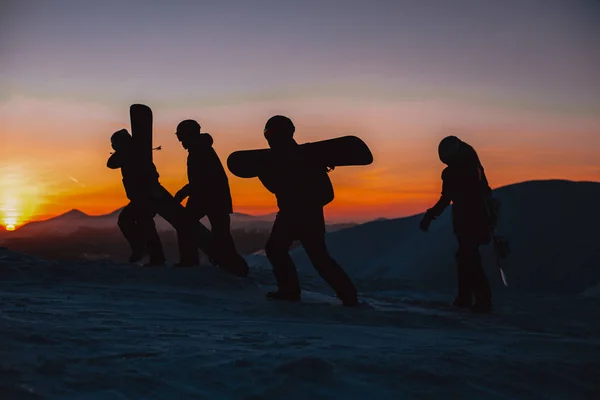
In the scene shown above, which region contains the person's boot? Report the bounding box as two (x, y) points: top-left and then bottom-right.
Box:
(266, 289), (301, 302)
(174, 249), (200, 267)
(129, 249), (147, 263)
(143, 260), (165, 267)
(471, 301), (492, 313)
(471, 289), (492, 313)
(452, 294), (472, 308)
(340, 295), (359, 307)
(471, 285), (492, 313)
(174, 260), (199, 267)
(224, 254), (249, 277)
(335, 283), (359, 307)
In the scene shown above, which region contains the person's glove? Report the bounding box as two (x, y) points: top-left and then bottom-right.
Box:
(174, 190), (187, 204)
(419, 212), (434, 232)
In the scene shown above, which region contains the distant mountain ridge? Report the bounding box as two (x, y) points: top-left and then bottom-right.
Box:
(11, 208), (355, 238)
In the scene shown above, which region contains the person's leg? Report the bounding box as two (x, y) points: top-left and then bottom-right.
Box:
(207, 212), (249, 277)
(470, 245), (492, 312)
(152, 187), (199, 266)
(264, 213), (300, 300)
(134, 203), (166, 265)
(454, 235), (474, 308)
(117, 203), (146, 262)
(207, 212), (233, 250)
(299, 211), (358, 306)
(457, 235), (491, 312)
(184, 199), (217, 264)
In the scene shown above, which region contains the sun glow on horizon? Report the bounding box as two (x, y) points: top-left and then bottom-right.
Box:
(0, 165), (44, 230)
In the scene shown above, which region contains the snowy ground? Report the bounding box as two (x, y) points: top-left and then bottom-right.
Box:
(1, 249), (599, 400)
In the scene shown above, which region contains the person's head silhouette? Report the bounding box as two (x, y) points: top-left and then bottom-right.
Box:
(264, 115), (295, 149)
(111, 129), (132, 152)
(438, 135), (462, 166)
(176, 119), (201, 150)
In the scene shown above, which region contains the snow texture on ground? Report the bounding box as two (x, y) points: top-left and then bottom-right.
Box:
(1, 250), (599, 400)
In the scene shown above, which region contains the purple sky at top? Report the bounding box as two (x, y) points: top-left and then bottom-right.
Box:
(2, 0), (599, 114)
(1, 0), (599, 224)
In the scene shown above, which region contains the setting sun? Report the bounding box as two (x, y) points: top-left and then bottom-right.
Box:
(0, 164), (44, 230)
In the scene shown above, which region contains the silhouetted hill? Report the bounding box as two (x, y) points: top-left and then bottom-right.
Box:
(12, 208), (353, 238)
(262, 180), (600, 295)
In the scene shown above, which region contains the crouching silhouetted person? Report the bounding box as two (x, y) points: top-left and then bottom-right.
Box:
(107, 129), (199, 267)
(174, 120), (249, 277)
(258, 116), (358, 306)
(420, 136), (494, 313)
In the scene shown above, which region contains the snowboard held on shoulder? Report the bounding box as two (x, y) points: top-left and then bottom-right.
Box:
(226, 135), (374, 179)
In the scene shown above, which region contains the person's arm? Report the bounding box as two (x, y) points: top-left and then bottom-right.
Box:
(107, 152), (125, 169)
(258, 171), (279, 194)
(420, 169), (452, 231)
(185, 152), (206, 196)
(177, 150), (220, 201)
(427, 190), (451, 218)
(174, 184), (191, 203)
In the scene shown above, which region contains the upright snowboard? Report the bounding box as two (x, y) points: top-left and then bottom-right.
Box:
(130, 104), (153, 166)
(227, 135), (373, 179)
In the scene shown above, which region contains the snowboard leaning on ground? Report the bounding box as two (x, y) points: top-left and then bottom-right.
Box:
(226, 135), (374, 179)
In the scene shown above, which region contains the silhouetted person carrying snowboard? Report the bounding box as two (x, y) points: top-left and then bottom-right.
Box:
(174, 120), (249, 277)
(108, 129), (165, 265)
(258, 116), (358, 306)
(420, 136), (494, 313)
(107, 129), (200, 267)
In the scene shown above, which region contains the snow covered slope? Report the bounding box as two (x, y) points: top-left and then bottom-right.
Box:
(1, 246), (599, 399)
(273, 180), (600, 295)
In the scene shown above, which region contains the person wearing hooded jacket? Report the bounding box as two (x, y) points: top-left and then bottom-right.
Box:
(420, 136), (494, 313)
(174, 120), (249, 277)
(107, 128), (200, 267)
(257, 115), (358, 306)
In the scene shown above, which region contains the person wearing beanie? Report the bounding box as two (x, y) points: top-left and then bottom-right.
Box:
(174, 120), (249, 277)
(107, 128), (199, 267)
(420, 136), (494, 313)
(258, 115), (358, 306)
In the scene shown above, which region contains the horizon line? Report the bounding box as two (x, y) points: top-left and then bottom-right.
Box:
(4, 178), (599, 231)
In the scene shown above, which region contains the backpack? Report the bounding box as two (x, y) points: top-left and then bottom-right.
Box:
(478, 166), (510, 260)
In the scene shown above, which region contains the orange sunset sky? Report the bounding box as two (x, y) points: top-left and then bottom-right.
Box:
(1, 0), (599, 230)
